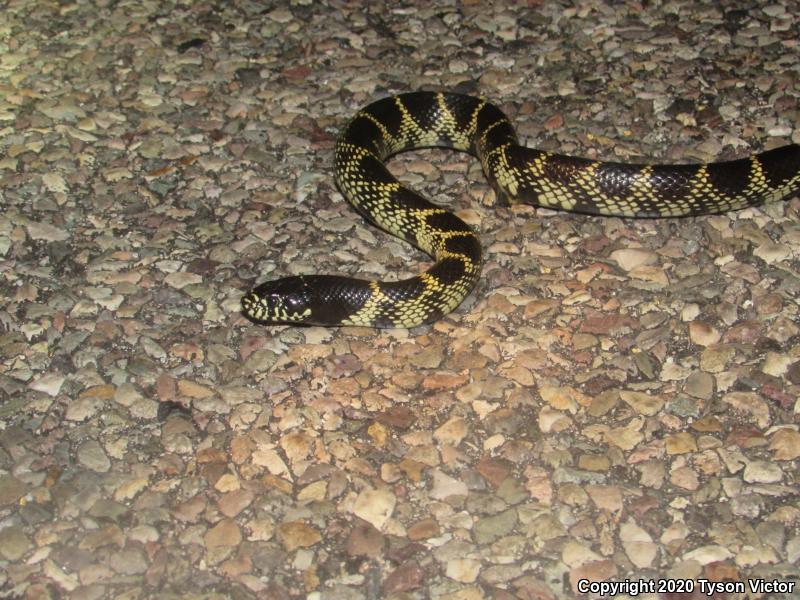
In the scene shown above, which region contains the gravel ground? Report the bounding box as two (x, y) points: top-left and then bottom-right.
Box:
(2, 1), (799, 599)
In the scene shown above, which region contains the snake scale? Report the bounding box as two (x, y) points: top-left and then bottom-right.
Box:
(241, 92), (800, 328)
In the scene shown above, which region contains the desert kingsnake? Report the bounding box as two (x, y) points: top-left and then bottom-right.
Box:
(241, 92), (800, 328)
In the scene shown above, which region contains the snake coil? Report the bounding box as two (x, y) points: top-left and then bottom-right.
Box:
(242, 92), (800, 328)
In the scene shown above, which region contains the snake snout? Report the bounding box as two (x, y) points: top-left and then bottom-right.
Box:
(242, 276), (313, 323)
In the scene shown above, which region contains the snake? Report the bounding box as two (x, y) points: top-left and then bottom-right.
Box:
(241, 92), (800, 328)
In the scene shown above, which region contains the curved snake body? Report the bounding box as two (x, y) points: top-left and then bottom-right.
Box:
(242, 92), (800, 328)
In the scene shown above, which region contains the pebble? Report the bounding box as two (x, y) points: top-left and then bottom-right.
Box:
(352, 488), (396, 530)
(619, 520), (657, 568)
(665, 432), (697, 455)
(276, 521), (321, 552)
(383, 560), (424, 594)
(742, 460), (783, 483)
(769, 429), (800, 460)
(347, 520), (383, 557)
(0, 526), (31, 561)
(474, 509), (517, 544)
(684, 371), (714, 399)
(610, 249), (657, 271)
(761, 352), (792, 377)
(430, 469), (469, 500)
(29, 373), (65, 396)
(619, 390), (664, 415)
(77, 440), (111, 472)
(688, 321), (721, 346)
(722, 392), (771, 428)
(682, 545), (733, 564)
(753, 242), (791, 263)
(205, 519), (242, 549)
(433, 416), (468, 446)
(219, 489), (254, 517)
(25, 221), (70, 241)
(569, 561), (617, 594)
(445, 558), (481, 583)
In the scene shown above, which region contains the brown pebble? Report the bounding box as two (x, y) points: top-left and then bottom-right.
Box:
(346, 520), (384, 557)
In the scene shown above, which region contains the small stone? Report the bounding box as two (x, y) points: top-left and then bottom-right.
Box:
(761, 352), (792, 377)
(685, 371), (714, 399)
(26, 221), (70, 241)
(422, 372), (468, 390)
(681, 303), (700, 321)
(246, 518), (275, 542)
(569, 560), (617, 593)
(280, 432), (314, 463)
(769, 429), (800, 460)
(29, 373), (65, 396)
(172, 497), (206, 523)
(753, 242), (790, 263)
(410, 346), (444, 369)
(164, 272), (202, 289)
(787, 536), (800, 564)
(605, 422), (644, 451)
(65, 396), (105, 421)
(219, 489), (254, 517)
(267, 7), (293, 22)
(610, 249), (657, 271)
(0, 526), (31, 560)
(346, 520), (384, 557)
(786, 361), (800, 385)
(429, 469), (468, 500)
(578, 454), (610, 472)
(476, 457), (512, 487)
(42, 172), (68, 193)
(474, 509), (517, 544)
(368, 422), (388, 446)
(43, 559), (78, 591)
(691, 415), (722, 433)
(539, 385), (586, 413)
(665, 432), (697, 455)
(620, 520), (657, 568)
(114, 478), (148, 501)
(722, 392), (771, 428)
(205, 519), (242, 548)
(688, 321), (721, 346)
(562, 541), (603, 567)
(77, 440), (111, 472)
(276, 521), (321, 552)
(700, 344), (736, 372)
(586, 484), (623, 513)
(352, 488), (396, 530)
(742, 460), (783, 483)
(108, 547), (148, 575)
(297, 480), (327, 502)
(620, 390), (664, 416)
(434, 416), (468, 446)
(683, 545), (733, 564)
(669, 466), (699, 490)
(407, 518), (440, 541)
(496, 477), (528, 504)
(588, 390), (618, 416)
(445, 557), (481, 583)
(383, 560), (424, 594)
(214, 473), (241, 492)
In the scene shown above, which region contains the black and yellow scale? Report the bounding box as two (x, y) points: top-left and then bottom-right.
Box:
(242, 92), (800, 328)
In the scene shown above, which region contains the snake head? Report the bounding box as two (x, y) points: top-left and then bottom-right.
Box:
(241, 276), (314, 324)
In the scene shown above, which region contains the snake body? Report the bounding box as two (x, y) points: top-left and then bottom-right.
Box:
(241, 92), (800, 328)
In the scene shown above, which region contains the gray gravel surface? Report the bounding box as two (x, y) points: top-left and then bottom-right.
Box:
(1, 1), (799, 599)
